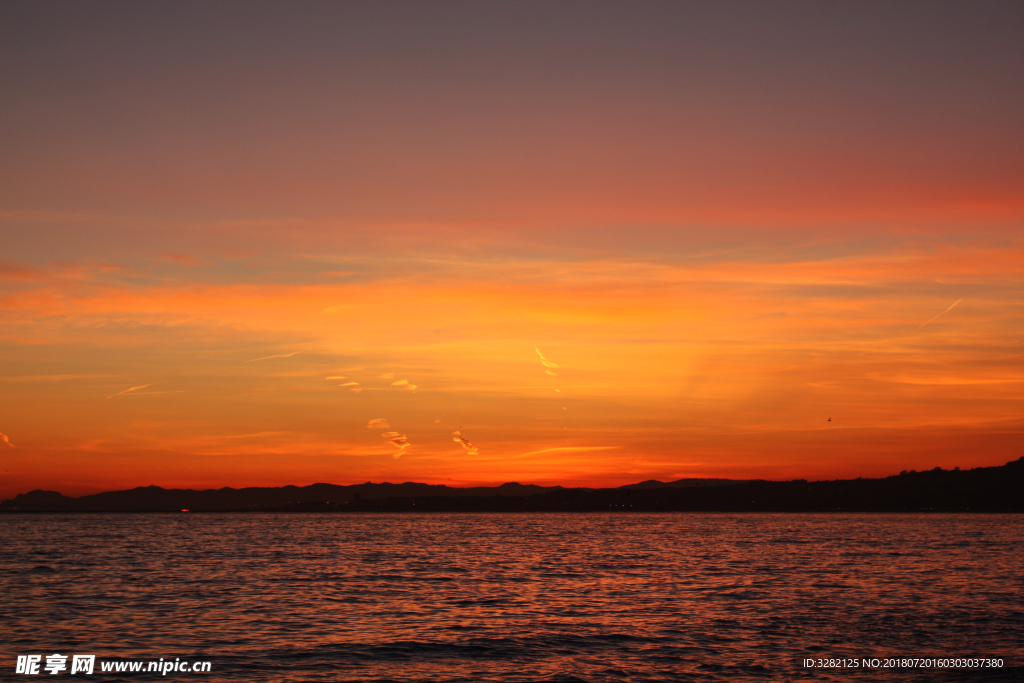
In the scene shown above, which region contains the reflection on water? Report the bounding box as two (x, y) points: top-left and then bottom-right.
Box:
(1, 513), (1021, 681)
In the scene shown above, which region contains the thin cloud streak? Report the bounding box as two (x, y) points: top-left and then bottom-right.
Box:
(245, 351), (301, 363)
(0, 432), (14, 448)
(915, 298), (964, 330)
(106, 383), (158, 399)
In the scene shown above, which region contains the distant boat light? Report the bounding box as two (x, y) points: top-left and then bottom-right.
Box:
(181, 509), (189, 512)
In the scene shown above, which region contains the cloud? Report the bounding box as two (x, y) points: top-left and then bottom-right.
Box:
(106, 383), (158, 399)
(245, 351), (301, 363)
(338, 382), (359, 387)
(367, 418), (390, 429)
(453, 430), (478, 455)
(545, 369), (558, 376)
(0, 432), (13, 448)
(391, 379), (409, 386)
(350, 387), (362, 393)
(381, 431), (410, 458)
(535, 348), (559, 368)
(915, 298), (964, 330)
(379, 372), (394, 379)
(326, 376), (346, 380)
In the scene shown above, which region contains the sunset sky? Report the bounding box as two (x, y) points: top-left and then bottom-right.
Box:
(1, 1), (1021, 498)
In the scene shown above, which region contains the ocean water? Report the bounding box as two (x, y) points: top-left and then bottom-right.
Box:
(1, 513), (1020, 682)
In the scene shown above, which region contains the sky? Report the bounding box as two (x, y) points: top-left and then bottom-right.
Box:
(1, 0), (1021, 498)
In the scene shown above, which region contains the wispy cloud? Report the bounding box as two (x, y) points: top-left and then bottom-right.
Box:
(535, 348), (559, 368)
(107, 383), (158, 399)
(535, 348), (563, 391)
(453, 430), (478, 455)
(382, 431), (410, 458)
(245, 351), (301, 363)
(915, 298), (964, 330)
(0, 432), (14, 448)
(367, 418), (389, 429)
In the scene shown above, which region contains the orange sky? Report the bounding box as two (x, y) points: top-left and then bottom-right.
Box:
(1, 1), (1021, 498)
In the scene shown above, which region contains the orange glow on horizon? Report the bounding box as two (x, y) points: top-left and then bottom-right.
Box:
(2, 2), (1021, 499)
(1, 231), (1021, 498)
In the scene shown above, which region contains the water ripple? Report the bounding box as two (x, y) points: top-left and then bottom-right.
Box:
(1, 513), (1021, 682)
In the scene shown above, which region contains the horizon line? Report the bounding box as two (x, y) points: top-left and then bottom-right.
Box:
(7, 457), (1021, 501)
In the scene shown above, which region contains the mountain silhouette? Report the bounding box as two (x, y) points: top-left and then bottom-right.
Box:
(2, 459), (1021, 512)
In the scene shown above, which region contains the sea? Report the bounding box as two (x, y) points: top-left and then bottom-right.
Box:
(1, 513), (1020, 682)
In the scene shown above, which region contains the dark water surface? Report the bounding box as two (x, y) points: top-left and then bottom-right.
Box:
(1, 513), (1021, 682)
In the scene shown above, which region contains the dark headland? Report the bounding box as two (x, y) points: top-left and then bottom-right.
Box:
(3, 458), (1022, 512)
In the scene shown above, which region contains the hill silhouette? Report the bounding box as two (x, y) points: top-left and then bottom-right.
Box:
(2, 459), (1021, 512)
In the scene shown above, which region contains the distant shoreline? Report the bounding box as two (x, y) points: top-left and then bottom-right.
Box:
(4, 458), (1022, 513)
